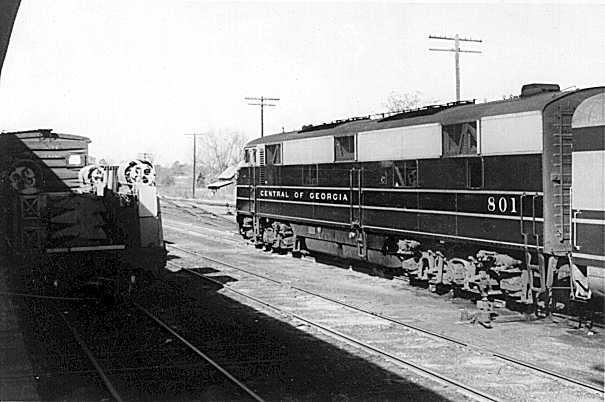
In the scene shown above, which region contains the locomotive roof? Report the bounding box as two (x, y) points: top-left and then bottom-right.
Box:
(246, 88), (573, 147)
(0, 129), (91, 143)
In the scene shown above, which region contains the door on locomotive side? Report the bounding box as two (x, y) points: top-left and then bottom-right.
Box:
(570, 90), (605, 299)
(241, 147), (255, 215)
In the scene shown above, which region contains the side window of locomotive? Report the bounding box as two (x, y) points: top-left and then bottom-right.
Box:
(302, 164), (318, 186)
(251, 149), (257, 165)
(334, 135), (355, 161)
(466, 158), (483, 189)
(393, 160), (418, 187)
(244, 149), (251, 164)
(265, 144), (281, 165)
(442, 121), (477, 156)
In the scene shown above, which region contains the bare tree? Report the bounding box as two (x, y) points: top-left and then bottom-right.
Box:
(383, 91), (421, 112)
(196, 130), (249, 180)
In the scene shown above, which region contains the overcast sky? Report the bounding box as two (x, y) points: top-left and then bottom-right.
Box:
(0, 1), (604, 165)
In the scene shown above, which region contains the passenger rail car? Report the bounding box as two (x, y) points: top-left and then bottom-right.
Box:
(236, 84), (604, 312)
(0, 129), (166, 293)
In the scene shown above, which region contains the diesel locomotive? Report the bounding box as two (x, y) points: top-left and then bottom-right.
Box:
(0, 129), (166, 295)
(236, 84), (604, 314)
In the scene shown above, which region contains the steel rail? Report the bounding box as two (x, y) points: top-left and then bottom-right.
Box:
(132, 302), (266, 402)
(168, 243), (605, 396)
(172, 262), (500, 402)
(165, 220), (604, 330)
(162, 198), (231, 222)
(53, 306), (124, 402)
(0, 291), (97, 301)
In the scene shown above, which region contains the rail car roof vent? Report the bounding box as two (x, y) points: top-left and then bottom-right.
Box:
(299, 116), (370, 133)
(378, 100), (475, 122)
(520, 83), (560, 98)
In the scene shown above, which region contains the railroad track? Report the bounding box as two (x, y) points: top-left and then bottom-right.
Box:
(51, 299), (264, 402)
(131, 302), (265, 402)
(163, 209), (604, 330)
(161, 197), (234, 224)
(167, 243), (604, 401)
(52, 304), (125, 402)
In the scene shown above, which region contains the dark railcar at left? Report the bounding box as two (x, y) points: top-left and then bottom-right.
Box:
(0, 129), (166, 293)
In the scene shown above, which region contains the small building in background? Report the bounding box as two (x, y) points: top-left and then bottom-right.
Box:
(207, 164), (238, 192)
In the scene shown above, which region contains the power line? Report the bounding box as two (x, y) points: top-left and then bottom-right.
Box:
(245, 96), (279, 138)
(184, 133), (205, 198)
(429, 34), (482, 101)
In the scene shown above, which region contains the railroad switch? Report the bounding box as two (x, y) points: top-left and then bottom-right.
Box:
(459, 298), (494, 328)
(474, 297), (494, 328)
(460, 270), (495, 328)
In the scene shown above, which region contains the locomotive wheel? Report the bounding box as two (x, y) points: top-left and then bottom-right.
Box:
(451, 285), (462, 299)
(291, 237), (305, 258)
(430, 282), (451, 295)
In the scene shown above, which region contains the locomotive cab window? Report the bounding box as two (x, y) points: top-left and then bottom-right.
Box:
(265, 144), (281, 165)
(466, 158), (483, 189)
(244, 149), (251, 164)
(393, 160), (418, 187)
(334, 135), (355, 161)
(443, 121), (477, 156)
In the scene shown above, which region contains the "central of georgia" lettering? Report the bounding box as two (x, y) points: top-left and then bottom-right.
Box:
(309, 192), (348, 201)
(258, 189), (349, 203)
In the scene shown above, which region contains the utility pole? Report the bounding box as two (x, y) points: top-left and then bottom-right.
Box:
(245, 96), (279, 138)
(429, 34), (482, 101)
(184, 133), (204, 198)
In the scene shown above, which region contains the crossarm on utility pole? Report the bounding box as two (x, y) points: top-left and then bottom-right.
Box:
(428, 34), (483, 101)
(245, 96), (280, 138)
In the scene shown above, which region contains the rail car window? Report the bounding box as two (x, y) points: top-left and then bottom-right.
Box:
(244, 149), (251, 164)
(334, 135), (355, 161)
(442, 121), (477, 156)
(466, 158), (483, 188)
(303, 164), (318, 185)
(393, 160), (418, 187)
(265, 144), (281, 165)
